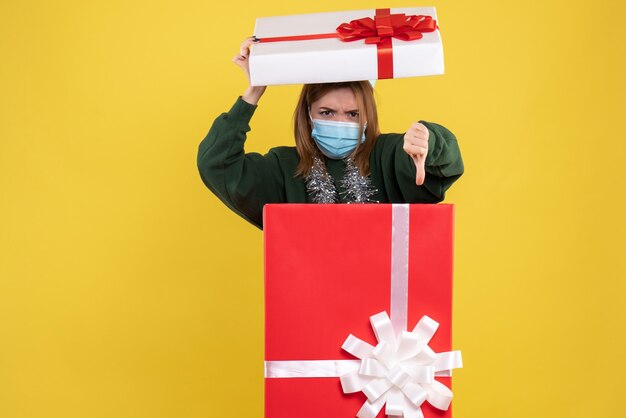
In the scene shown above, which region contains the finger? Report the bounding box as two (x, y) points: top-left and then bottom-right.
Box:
(404, 145), (428, 156)
(413, 154), (426, 186)
(240, 37), (258, 57)
(406, 127), (427, 141)
(413, 123), (428, 133)
(408, 125), (428, 139)
(241, 37), (256, 49)
(403, 144), (427, 157)
(232, 57), (249, 72)
(405, 136), (429, 148)
(407, 122), (424, 132)
(412, 135), (428, 146)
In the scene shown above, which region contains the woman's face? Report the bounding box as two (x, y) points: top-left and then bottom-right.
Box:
(309, 87), (364, 123)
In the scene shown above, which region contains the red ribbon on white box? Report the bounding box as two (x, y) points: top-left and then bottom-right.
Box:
(265, 204), (462, 418)
(257, 9), (438, 79)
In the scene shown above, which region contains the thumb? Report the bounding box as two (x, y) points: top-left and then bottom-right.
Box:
(413, 154), (426, 186)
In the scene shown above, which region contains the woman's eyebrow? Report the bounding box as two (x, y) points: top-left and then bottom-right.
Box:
(318, 106), (359, 113)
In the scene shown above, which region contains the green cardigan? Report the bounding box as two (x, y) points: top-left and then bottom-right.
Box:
(197, 97), (464, 229)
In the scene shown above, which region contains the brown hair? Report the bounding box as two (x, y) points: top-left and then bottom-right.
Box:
(293, 81), (381, 177)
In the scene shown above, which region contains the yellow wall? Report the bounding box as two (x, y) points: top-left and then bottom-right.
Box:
(1, 0), (625, 417)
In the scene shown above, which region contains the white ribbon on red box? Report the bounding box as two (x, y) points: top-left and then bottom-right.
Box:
(265, 204), (463, 418)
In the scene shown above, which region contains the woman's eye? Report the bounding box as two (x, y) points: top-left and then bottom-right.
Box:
(319, 110), (332, 116)
(349, 112), (359, 118)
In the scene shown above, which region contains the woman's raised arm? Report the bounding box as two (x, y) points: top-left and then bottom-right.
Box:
(232, 37), (267, 105)
(196, 38), (284, 229)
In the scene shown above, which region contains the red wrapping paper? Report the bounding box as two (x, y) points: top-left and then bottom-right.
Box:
(264, 204), (455, 418)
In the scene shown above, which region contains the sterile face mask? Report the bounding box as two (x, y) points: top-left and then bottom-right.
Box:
(309, 112), (367, 160)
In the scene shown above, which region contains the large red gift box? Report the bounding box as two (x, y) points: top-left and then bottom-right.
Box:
(264, 204), (460, 418)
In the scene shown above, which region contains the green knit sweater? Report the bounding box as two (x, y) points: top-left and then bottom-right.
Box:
(197, 97), (464, 229)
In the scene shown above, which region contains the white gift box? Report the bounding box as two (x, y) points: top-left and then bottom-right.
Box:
(250, 7), (444, 86)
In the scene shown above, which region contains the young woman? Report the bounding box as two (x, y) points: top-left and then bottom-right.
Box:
(197, 38), (464, 229)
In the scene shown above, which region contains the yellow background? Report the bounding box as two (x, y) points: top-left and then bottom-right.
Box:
(1, 0), (625, 417)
